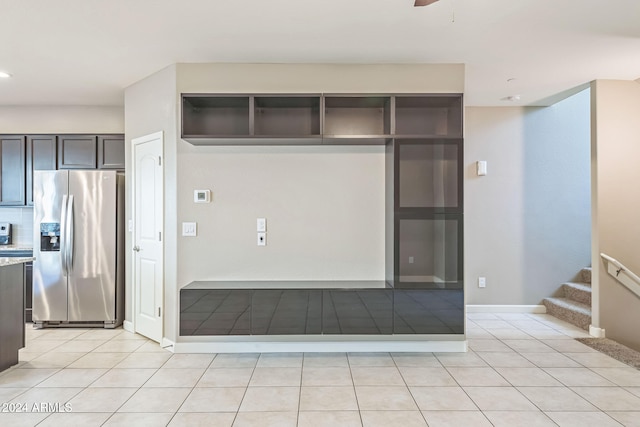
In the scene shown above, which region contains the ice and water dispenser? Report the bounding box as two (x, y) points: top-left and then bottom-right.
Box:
(40, 223), (61, 251)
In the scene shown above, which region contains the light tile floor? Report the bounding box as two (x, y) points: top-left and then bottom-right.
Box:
(0, 313), (639, 426)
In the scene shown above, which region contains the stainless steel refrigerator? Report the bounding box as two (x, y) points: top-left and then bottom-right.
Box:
(33, 170), (124, 328)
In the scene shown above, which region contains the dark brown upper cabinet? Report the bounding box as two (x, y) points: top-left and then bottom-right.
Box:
(97, 135), (125, 170)
(0, 136), (26, 206)
(0, 134), (123, 207)
(57, 135), (97, 169)
(26, 135), (57, 206)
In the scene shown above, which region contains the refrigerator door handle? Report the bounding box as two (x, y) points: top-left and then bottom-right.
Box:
(67, 195), (74, 270)
(60, 194), (68, 275)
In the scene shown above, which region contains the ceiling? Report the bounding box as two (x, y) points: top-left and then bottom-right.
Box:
(1, 0), (639, 107)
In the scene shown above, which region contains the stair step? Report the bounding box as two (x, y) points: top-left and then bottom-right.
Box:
(562, 282), (592, 305)
(543, 297), (591, 331)
(580, 267), (592, 284)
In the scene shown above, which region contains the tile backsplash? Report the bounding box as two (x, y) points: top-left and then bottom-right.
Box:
(0, 207), (34, 246)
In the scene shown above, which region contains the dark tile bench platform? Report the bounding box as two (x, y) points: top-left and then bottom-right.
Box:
(180, 281), (463, 336)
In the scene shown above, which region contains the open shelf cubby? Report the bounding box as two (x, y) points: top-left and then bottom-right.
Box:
(182, 95), (250, 138)
(395, 95), (462, 137)
(254, 95), (321, 137)
(323, 96), (391, 139)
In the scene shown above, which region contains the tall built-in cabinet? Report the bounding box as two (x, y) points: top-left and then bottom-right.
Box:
(391, 95), (463, 290)
(180, 93), (463, 336)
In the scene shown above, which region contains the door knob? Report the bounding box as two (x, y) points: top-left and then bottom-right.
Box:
(133, 245), (140, 252)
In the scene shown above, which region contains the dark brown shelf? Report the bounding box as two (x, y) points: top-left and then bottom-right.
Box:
(181, 93), (462, 145)
(184, 136), (322, 146)
(322, 135), (391, 145)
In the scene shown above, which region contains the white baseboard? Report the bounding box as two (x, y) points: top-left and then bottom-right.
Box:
(161, 338), (176, 353)
(123, 320), (134, 333)
(589, 325), (606, 338)
(466, 305), (547, 314)
(173, 339), (467, 354)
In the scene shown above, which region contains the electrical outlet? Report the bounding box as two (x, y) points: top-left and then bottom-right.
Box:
(257, 218), (266, 232)
(257, 232), (266, 246)
(478, 277), (486, 288)
(409, 256), (414, 264)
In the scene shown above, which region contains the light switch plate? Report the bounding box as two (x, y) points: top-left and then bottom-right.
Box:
(257, 232), (266, 246)
(182, 222), (197, 237)
(257, 218), (266, 232)
(476, 161), (487, 176)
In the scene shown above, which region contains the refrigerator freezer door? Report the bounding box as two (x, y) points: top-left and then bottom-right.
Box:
(67, 171), (117, 322)
(33, 171), (69, 322)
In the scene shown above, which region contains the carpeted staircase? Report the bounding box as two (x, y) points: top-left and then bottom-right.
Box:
(543, 267), (592, 330)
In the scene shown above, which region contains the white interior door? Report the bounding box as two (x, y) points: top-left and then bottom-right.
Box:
(132, 132), (163, 342)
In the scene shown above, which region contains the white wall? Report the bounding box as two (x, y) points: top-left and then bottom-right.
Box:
(176, 63), (464, 94)
(465, 89), (591, 305)
(177, 145), (386, 283)
(591, 79), (640, 351)
(0, 106), (123, 133)
(0, 105), (124, 246)
(124, 65), (177, 332)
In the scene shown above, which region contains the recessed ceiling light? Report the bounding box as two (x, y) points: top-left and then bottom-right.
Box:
(0, 71), (12, 78)
(502, 95), (521, 102)
(500, 95), (522, 102)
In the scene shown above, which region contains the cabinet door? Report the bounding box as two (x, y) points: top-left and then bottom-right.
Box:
(97, 135), (125, 170)
(58, 135), (97, 169)
(25, 261), (33, 323)
(26, 135), (57, 206)
(0, 135), (26, 206)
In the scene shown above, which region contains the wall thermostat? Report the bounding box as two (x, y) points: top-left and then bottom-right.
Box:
(194, 189), (211, 203)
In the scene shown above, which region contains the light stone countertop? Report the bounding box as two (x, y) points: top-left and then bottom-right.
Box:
(0, 246), (33, 252)
(0, 257), (35, 267)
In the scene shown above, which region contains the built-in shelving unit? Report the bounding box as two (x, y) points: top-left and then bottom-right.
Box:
(390, 95), (463, 289)
(179, 92), (465, 339)
(181, 93), (461, 146)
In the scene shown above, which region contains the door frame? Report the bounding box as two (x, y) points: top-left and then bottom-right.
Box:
(129, 131), (164, 340)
